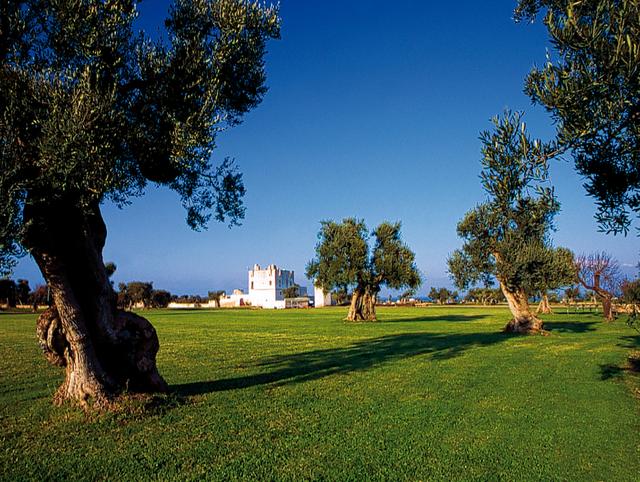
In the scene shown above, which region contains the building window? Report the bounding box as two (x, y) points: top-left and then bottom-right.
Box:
(251, 282), (253, 289)
(269, 280), (272, 286)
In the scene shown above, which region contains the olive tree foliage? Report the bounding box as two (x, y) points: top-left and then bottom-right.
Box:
(515, 0), (640, 235)
(448, 111), (573, 334)
(464, 287), (505, 305)
(282, 284), (300, 299)
(1, 0), (280, 260)
(208, 289), (226, 307)
(398, 288), (417, 302)
(534, 246), (576, 314)
(124, 281), (153, 308)
(622, 278), (640, 304)
(150, 289), (172, 309)
(0, 0), (280, 407)
(621, 277), (640, 330)
(428, 287), (458, 304)
(306, 218), (421, 321)
(0, 278), (16, 307)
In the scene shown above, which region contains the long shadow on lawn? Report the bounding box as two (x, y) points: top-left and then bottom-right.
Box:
(543, 321), (598, 333)
(599, 334), (640, 380)
(551, 311), (601, 317)
(388, 314), (490, 323)
(173, 331), (513, 396)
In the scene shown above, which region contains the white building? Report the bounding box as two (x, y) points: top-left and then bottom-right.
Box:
(249, 264), (300, 309)
(219, 289), (250, 307)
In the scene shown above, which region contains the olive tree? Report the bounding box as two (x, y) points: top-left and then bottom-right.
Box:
(150, 289), (172, 309)
(464, 287), (505, 305)
(428, 287), (457, 304)
(515, 0), (640, 235)
(306, 218), (421, 321)
(16, 279), (30, 305)
(0, 0), (279, 407)
(0, 279), (16, 307)
(282, 284), (300, 299)
(534, 247), (576, 314)
(208, 290), (226, 307)
(448, 111), (573, 334)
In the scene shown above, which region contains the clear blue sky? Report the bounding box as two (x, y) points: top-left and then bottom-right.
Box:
(13, 0), (639, 296)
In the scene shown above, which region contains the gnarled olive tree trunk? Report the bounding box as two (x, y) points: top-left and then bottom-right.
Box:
(536, 292), (553, 315)
(23, 197), (167, 407)
(500, 282), (543, 334)
(599, 294), (615, 321)
(347, 287), (377, 321)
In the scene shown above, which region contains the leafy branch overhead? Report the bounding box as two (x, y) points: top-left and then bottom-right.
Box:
(515, 0), (640, 235)
(1, 0), (281, 272)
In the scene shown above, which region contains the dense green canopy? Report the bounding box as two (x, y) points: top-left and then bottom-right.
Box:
(0, 0), (280, 273)
(307, 219), (421, 297)
(307, 218), (421, 321)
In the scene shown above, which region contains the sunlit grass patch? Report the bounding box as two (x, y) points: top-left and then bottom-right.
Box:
(1, 306), (639, 480)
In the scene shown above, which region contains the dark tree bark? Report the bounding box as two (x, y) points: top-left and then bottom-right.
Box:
(500, 282), (544, 334)
(346, 287), (377, 321)
(23, 197), (167, 407)
(536, 293), (553, 315)
(600, 295), (615, 321)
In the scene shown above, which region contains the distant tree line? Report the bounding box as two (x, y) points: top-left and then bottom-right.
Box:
(0, 278), (49, 309)
(117, 282), (172, 310)
(428, 287), (459, 305)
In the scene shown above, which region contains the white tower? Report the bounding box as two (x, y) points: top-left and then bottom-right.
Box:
(248, 264), (295, 309)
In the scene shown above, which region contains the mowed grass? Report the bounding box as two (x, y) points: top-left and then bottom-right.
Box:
(1, 306), (639, 481)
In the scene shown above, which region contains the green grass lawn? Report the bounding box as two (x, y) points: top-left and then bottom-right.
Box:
(1, 306), (639, 481)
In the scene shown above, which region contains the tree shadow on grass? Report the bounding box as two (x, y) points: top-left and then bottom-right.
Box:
(543, 321), (598, 333)
(172, 331), (514, 397)
(599, 334), (640, 380)
(387, 314), (490, 323)
(552, 311), (601, 317)
(618, 334), (640, 349)
(599, 364), (626, 380)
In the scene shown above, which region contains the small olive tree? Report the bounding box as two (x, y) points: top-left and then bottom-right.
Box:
(208, 290), (226, 308)
(534, 248), (576, 314)
(282, 284), (300, 299)
(448, 111), (573, 334)
(428, 287), (457, 304)
(307, 218), (421, 321)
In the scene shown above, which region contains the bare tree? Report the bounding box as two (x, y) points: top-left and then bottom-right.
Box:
(575, 253), (622, 321)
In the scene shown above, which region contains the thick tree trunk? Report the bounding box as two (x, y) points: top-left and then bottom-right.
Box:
(536, 293), (553, 314)
(600, 295), (615, 321)
(346, 287), (377, 321)
(23, 197), (167, 408)
(500, 282), (543, 334)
